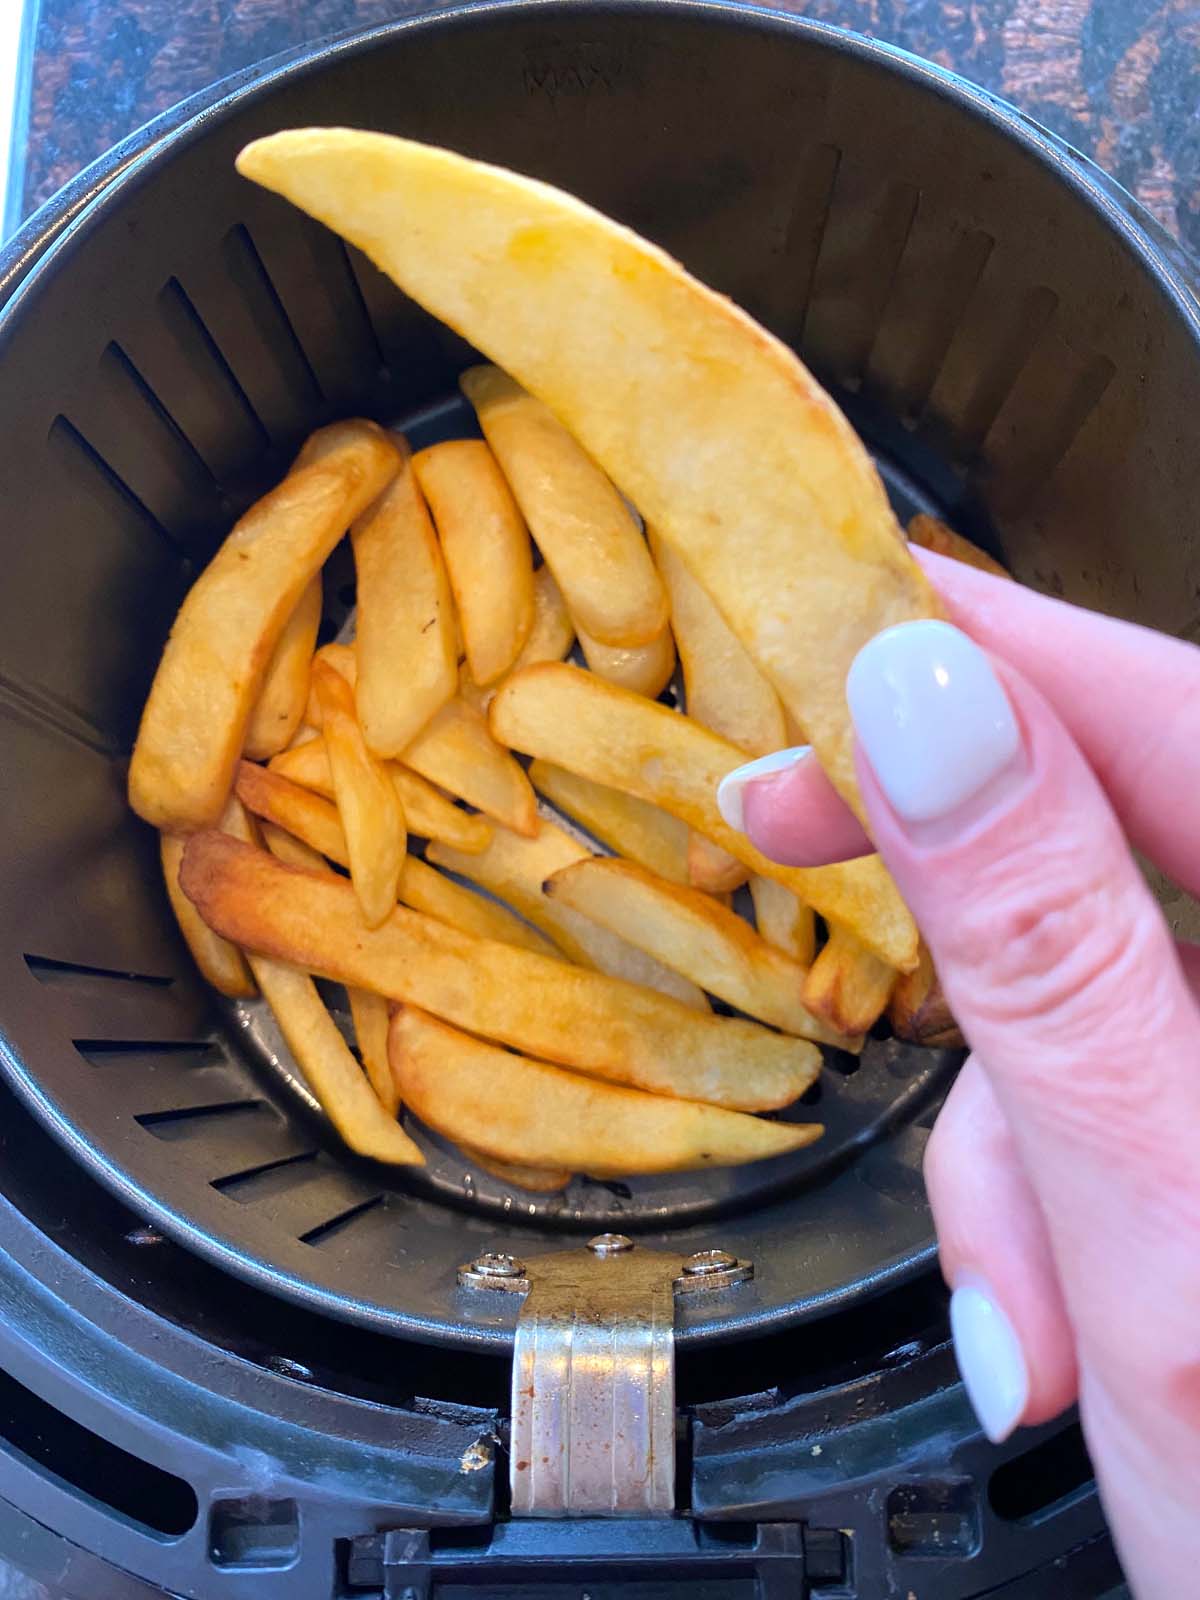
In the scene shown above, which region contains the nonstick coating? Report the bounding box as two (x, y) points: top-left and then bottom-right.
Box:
(0, 0), (1197, 1351)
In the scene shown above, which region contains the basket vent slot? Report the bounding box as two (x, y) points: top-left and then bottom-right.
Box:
(298, 1194), (386, 1247)
(47, 415), (184, 559)
(25, 955), (174, 990)
(157, 275), (269, 467)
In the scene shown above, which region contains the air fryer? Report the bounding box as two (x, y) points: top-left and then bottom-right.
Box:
(0, 2), (1192, 1595)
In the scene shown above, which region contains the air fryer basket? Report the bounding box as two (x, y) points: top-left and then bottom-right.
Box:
(1, 0), (1198, 1356)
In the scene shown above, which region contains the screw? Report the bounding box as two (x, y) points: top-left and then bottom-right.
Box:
(471, 1251), (525, 1277)
(587, 1233), (634, 1256)
(682, 1249), (738, 1276)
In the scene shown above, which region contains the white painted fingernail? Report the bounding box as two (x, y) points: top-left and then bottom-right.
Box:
(717, 747), (811, 833)
(950, 1279), (1029, 1444)
(846, 621), (1021, 825)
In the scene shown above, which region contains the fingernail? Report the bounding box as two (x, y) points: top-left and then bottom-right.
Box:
(846, 621), (1021, 825)
(950, 1278), (1029, 1443)
(717, 747), (811, 833)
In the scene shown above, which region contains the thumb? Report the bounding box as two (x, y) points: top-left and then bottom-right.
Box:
(844, 620), (1200, 1595)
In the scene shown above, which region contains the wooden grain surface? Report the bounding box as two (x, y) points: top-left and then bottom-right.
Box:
(19, 0), (1200, 258)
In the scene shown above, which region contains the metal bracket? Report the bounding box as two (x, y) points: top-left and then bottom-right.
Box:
(458, 1234), (753, 1518)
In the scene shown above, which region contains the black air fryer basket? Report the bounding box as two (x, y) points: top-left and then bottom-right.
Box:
(0, 2), (1192, 1594)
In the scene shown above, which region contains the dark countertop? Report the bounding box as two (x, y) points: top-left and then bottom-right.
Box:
(16, 0), (1200, 257)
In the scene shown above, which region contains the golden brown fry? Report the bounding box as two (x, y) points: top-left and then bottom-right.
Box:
(130, 419), (400, 830)
(908, 514), (1010, 579)
(270, 736), (491, 854)
(249, 954), (421, 1164)
(887, 941), (965, 1048)
(243, 577), (322, 760)
(303, 642), (357, 728)
(399, 855), (559, 959)
(314, 661), (405, 927)
(460, 566), (575, 713)
(529, 760), (690, 885)
(260, 819), (330, 873)
(750, 876), (817, 968)
(181, 834), (816, 1110)
(686, 834), (748, 895)
(460, 365), (667, 648)
(649, 530), (785, 757)
(348, 986), (398, 1116)
(413, 439), (534, 686)
(237, 761), (350, 865)
(428, 821), (708, 1009)
(352, 452), (458, 756)
(491, 664), (918, 971)
(391, 1008), (821, 1173)
(576, 623), (676, 698)
(462, 1146), (571, 1192)
(403, 698), (538, 837)
(546, 858), (857, 1047)
(161, 833), (255, 997)
(802, 925), (896, 1036)
(235, 133), (939, 822)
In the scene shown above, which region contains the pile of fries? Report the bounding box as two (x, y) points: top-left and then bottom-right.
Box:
(130, 131), (981, 1192)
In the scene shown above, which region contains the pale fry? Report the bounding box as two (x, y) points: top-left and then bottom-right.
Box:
(270, 736), (491, 854)
(181, 834), (817, 1110)
(750, 876), (817, 967)
(249, 954), (422, 1164)
(577, 623), (676, 698)
(908, 514), (1010, 579)
(887, 941), (965, 1048)
(315, 660), (406, 927)
(243, 577), (322, 760)
(391, 1008), (822, 1173)
(237, 761), (350, 865)
(490, 664), (918, 970)
(546, 858), (857, 1047)
(463, 1146), (571, 1192)
(402, 698), (538, 837)
(130, 419), (400, 829)
(427, 821), (708, 1010)
(413, 439), (535, 685)
(400, 855), (560, 959)
(460, 566), (575, 713)
(687, 834), (748, 895)
(261, 819), (329, 873)
(460, 365), (667, 647)
(235, 133), (939, 821)
(352, 453), (458, 755)
(649, 530), (785, 757)
(802, 925), (896, 1036)
(348, 986), (398, 1116)
(529, 760), (690, 884)
(161, 833), (255, 997)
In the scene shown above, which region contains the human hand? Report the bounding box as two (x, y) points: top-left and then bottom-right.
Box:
(716, 548), (1200, 1599)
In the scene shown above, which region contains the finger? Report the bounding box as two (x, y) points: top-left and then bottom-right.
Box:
(924, 1055), (1077, 1438)
(915, 546), (1200, 898)
(846, 618), (1200, 1592)
(717, 747), (873, 866)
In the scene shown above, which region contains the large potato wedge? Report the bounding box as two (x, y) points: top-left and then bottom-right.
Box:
(750, 876), (817, 967)
(413, 439), (535, 686)
(235, 133), (939, 826)
(347, 986), (398, 1116)
(908, 514), (1010, 579)
(460, 566), (576, 713)
(243, 577), (322, 761)
(802, 925), (896, 1036)
(180, 834), (817, 1110)
(491, 663), (918, 971)
(270, 736), (491, 854)
(400, 855), (559, 959)
(577, 623), (676, 699)
(390, 1008), (822, 1173)
(314, 660), (406, 927)
(249, 954), (422, 1164)
(161, 832), (255, 997)
(352, 452), (458, 756)
(460, 365), (667, 647)
(649, 530), (785, 757)
(546, 858), (857, 1047)
(130, 418), (399, 829)
(529, 760), (689, 885)
(427, 821), (708, 1009)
